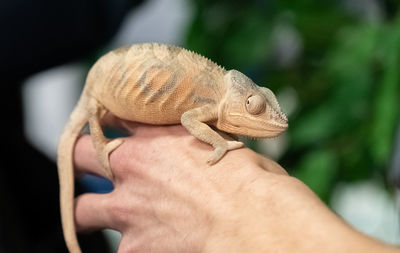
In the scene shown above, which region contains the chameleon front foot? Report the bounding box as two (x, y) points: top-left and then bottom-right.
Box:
(207, 141), (244, 165)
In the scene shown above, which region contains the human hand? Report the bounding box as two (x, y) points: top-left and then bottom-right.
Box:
(73, 119), (398, 253)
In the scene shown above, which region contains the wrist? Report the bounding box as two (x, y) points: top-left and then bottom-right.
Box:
(202, 169), (283, 253)
(203, 171), (399, 253)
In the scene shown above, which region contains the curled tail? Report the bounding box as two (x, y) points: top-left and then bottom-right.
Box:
(57, 96), (90, 253)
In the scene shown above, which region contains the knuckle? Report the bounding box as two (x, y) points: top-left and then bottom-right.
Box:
(107, 190), (149, 228)
(107, 197), (133, 226)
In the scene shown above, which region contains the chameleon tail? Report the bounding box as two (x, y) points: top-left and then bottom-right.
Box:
(57, 95), (90, 253)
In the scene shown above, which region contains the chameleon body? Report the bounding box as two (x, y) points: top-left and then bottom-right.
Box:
(57, 43), (288, 253)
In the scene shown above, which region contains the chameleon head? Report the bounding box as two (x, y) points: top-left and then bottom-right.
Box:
(217, 70), (288, 138)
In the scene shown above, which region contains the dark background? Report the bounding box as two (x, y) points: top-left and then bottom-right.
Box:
(0, 0), (143, 252)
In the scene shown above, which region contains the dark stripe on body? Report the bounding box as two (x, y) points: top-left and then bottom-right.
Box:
(189, 91), (217, 105)
(147, 72), (178, 103)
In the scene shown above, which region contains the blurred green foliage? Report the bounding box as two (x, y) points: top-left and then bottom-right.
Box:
(185, 0), (400, 202)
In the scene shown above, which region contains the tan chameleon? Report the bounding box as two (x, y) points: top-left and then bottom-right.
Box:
(57, 43), (288, 253)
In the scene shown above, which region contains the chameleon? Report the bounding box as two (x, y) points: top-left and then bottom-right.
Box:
(57, 43), (288, 253)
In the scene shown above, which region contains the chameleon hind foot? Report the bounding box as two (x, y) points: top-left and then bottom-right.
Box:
(98, 138), (124, 180)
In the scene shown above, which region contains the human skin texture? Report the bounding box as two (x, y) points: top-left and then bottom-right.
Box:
(73, 119), (399, 253)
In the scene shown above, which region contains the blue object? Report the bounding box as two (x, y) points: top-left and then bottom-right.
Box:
(78, 174), (114, 193)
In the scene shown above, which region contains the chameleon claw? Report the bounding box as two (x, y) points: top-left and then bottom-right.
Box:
(105, 138), (124, 154)
(226, 140), (244, 150)
(207, 141), (244, 165)
(207, 147), (227, 165)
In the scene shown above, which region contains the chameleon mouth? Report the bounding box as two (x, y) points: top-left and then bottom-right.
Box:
(255, 118), (288, 137)
(220, 116), (288, 138)
(233, 113), (288, 129)
(228, 112), (287, 126)
(250, 124), (287, 138)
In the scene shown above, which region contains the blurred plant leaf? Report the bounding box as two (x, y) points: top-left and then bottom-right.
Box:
(293, 150), (338, 202)
(369, 20), (400, 164)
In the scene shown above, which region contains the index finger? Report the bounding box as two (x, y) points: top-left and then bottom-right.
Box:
(74, 135), (106, 177)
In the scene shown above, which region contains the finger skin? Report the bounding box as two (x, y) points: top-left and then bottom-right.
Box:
(73, 135), (105, 177)
(74, 193), (114, 232)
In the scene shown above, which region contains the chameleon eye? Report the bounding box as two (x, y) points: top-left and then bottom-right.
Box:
(246, 94), (266, 115)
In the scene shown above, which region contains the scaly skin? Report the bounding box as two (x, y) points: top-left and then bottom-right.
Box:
(57, 43), (288, 253)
